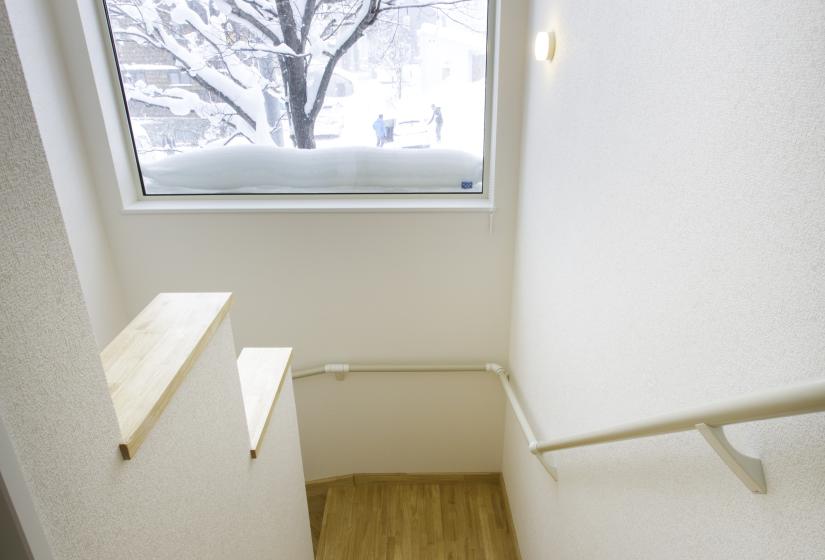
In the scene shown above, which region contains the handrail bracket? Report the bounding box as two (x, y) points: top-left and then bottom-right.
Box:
(529, 441), (558, 481)
(325, 363), (349, 381)
(695, 423), (766, 494)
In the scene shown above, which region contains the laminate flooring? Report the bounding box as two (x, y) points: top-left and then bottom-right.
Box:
(310, 475), (519, 560)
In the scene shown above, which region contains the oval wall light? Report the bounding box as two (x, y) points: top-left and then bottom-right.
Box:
(534, 31), (556, 61)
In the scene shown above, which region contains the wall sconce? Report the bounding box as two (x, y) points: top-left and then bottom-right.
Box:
(534, 31), (556, 62)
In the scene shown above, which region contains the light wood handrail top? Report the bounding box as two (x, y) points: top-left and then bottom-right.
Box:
(237, 347), (293, 458)
(101, 292), (234, 459)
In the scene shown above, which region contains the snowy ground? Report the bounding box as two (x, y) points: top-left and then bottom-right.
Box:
(136, 76), (487, 194)
(315, 77), (486, 155)
(141, 145), (483, 194)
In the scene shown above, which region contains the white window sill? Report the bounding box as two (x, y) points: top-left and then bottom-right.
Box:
(121, 197), (496, 214)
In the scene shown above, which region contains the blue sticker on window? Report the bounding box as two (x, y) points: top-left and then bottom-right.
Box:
(461, 181), (474, 190)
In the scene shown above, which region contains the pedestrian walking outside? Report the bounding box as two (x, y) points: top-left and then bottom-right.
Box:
(373, 114), (387, 147)
(428, 104), (444, 143)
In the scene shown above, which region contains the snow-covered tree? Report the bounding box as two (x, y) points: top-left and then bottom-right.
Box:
(370, 8), (416, 99)
(107, 0), (475, 149)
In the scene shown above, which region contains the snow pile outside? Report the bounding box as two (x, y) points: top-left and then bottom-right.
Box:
(141, 145), (483, 194)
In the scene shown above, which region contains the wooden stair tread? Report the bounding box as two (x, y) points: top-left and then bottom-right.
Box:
(101, 292), (233, 459)
(237, 347), (292, 458)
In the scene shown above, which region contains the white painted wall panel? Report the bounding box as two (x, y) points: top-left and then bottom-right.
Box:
(505, 1), (825, 558)
(299, 372), (505, 480)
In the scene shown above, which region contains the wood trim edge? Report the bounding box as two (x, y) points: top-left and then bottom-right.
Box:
(249, 352), (293, 458)
(118, 293), (234, 460)
(306, 472), (502, 496)
(499, 473), (523, 560)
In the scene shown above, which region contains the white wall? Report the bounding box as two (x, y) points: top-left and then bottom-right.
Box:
(5, 0), (127, 349)
(504, 1), (825, 558)
(35, 0), (529, 479)
(299, 372), (505, 480)
(1, 12), (314, 557)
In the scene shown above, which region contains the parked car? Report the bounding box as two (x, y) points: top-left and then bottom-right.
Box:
(313, 73), (355, 138)
(315, 100), (346, 138)
(388, 118), (430, 149)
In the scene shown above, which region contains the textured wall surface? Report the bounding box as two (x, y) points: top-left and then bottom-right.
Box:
(0, 7), (312, 556)
(5, 0), (127, 349)
(504, 1), (825, 558)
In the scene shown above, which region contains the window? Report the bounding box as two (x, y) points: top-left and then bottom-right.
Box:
(102, 0), (493, 196)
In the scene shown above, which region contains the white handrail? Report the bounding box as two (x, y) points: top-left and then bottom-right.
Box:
(292, 362), (557, 479)
(292, 363), (489, 379)
(485, 363), (558, 479)
(534, 379), (825, 452)
(291, 362), (825, 493)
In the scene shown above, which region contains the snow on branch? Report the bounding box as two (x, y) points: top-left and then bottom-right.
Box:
(166, 0), (262, 89)
(126, 83), (231, 118)
(379, 0), (473, 10)
(303, 0), (379, 117)
(231, 41), (301, 57)
(111, 0), (269, 129)
(229, 0), (286, 45)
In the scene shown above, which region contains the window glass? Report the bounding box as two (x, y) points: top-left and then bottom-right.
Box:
(103, 0), (491, 195)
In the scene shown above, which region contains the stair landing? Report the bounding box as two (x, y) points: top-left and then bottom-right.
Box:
(308, 474), (520, 560)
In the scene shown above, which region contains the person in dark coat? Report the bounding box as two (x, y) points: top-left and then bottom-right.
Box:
(428, 104), (443, 143)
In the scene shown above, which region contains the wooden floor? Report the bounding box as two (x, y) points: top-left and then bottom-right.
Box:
(308, 474), (520, 560)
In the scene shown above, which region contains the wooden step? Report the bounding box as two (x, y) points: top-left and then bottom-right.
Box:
(101, 292), (233, 460)
(237, 347), (293, 458)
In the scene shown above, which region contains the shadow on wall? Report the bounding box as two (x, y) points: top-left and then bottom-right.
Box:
(0, 480), (30, 560)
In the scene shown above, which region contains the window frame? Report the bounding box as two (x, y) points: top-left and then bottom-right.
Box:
(84, 0), (504, 212)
